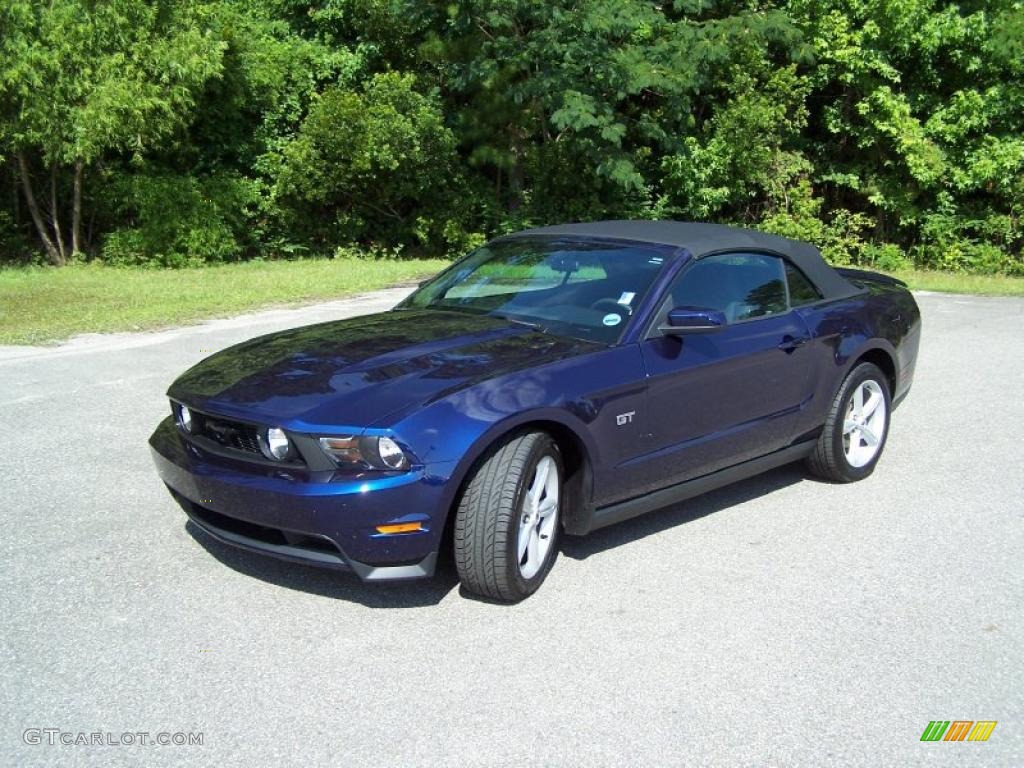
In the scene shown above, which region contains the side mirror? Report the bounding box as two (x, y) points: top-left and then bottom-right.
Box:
(659, 306), (727, 335)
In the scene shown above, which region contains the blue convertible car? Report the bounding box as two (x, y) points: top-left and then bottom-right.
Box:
(151, 221), (921, 601)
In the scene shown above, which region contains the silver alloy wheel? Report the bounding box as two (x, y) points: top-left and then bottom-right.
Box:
(517, 455), (559, 579)
(843, 379), (887, 468)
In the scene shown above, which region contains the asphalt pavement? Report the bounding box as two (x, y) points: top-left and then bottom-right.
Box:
(1, 287), (1021, 767)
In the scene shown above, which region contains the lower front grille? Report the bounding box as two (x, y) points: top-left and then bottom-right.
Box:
(176, 492), (341, 557)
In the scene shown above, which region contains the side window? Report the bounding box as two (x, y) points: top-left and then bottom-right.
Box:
(785, 262), (822, 306)
(662, 252), (787, 325)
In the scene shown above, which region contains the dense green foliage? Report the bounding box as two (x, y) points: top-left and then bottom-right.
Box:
(1, 0), (1021, 272)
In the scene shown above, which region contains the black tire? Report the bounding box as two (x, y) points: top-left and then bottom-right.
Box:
(454, 431), (562, 602)
(806, 361), (892, 482)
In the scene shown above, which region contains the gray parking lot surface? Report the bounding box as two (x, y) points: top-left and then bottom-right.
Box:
(1, 288), (1021, 767)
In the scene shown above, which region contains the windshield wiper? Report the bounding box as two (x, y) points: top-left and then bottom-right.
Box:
(417, 303), (485, 316)
(493, 313), (549, 335)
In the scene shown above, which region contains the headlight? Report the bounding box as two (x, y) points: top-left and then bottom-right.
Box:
(176, 404), (194, 433)
(376, 436), (408, 470)
(318, 435), (410, 471)
(259, 427), (292, 461)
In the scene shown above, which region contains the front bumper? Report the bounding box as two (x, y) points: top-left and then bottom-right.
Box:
(149, 417), (455, 581)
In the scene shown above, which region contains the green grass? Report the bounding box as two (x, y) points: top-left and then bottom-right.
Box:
(0, 258), (450, 345)
(2, 258), (1021, 346)
(881, 268), (1024, 297)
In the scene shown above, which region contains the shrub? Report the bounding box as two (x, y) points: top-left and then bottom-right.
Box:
(100, 173), (259, 267)
(274, 72), (460, 252)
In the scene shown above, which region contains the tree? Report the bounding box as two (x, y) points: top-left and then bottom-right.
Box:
(275, 72), (458, 249)
(412, 0), (804, 226)
(0, 0), (1020, 272)
(791, 0), (1024, 271)
(0, 0), (224, 264)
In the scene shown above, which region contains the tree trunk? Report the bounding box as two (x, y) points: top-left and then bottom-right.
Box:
(508, 132), (524, 213)
(72, 158), (83, 256)
(16, 152), (63, 265)
(50, 161), (67, 261)
(87, 206), (96, 252)
(8, 156), (19, 224)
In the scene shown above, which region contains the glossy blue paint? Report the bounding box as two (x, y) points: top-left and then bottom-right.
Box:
(150, 416), (459, 566)
(661, 306), (728, 332)
(149, 232), (921, 580)
(630, 310), (814, 498)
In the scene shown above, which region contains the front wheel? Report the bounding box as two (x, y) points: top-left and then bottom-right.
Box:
(807, 362), (891, 482)
(454, 432), (562, 602)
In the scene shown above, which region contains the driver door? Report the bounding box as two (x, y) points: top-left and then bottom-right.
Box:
(633, 252), (814, 494)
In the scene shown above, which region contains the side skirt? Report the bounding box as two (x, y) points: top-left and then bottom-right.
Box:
(574, 440), (816, 535)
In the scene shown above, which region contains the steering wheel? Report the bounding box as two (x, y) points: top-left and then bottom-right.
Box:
(589, 298), (630, 316)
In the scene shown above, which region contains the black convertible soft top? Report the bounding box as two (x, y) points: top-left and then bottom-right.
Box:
(508, 220), (861, 301)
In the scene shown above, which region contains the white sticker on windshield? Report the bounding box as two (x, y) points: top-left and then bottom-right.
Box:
(603, 313), (623, 327)
(618, 291), (635, 306)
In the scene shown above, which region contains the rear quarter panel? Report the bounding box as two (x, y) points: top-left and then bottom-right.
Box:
(794, 278), (921, 441)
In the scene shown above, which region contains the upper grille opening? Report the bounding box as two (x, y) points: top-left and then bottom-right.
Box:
(171, 402), (309, 468)
(197, 414), (262, 455)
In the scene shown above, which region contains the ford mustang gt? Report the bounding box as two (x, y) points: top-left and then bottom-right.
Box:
(150, 221), (921, 602)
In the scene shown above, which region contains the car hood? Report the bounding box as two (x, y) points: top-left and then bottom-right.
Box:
(167, 309), (601, 431)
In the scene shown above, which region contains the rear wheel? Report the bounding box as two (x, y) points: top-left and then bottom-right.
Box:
(454, 432), (562, 602)
(807, 362), (891, 482)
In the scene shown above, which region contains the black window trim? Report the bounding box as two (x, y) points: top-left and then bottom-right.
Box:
(643, 249), (827, 339)
(784, 259), (824, 308)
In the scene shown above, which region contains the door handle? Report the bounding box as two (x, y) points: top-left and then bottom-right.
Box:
(778, 335), (809, 353)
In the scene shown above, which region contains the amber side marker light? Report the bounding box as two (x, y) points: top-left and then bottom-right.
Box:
(375, 522), (424, 535)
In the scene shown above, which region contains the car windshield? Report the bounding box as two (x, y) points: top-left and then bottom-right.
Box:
(401, 239), (670, 343)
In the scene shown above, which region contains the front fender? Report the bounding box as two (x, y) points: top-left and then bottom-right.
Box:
(379, 345), (648, 534)
(398, 405), (600, 539)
